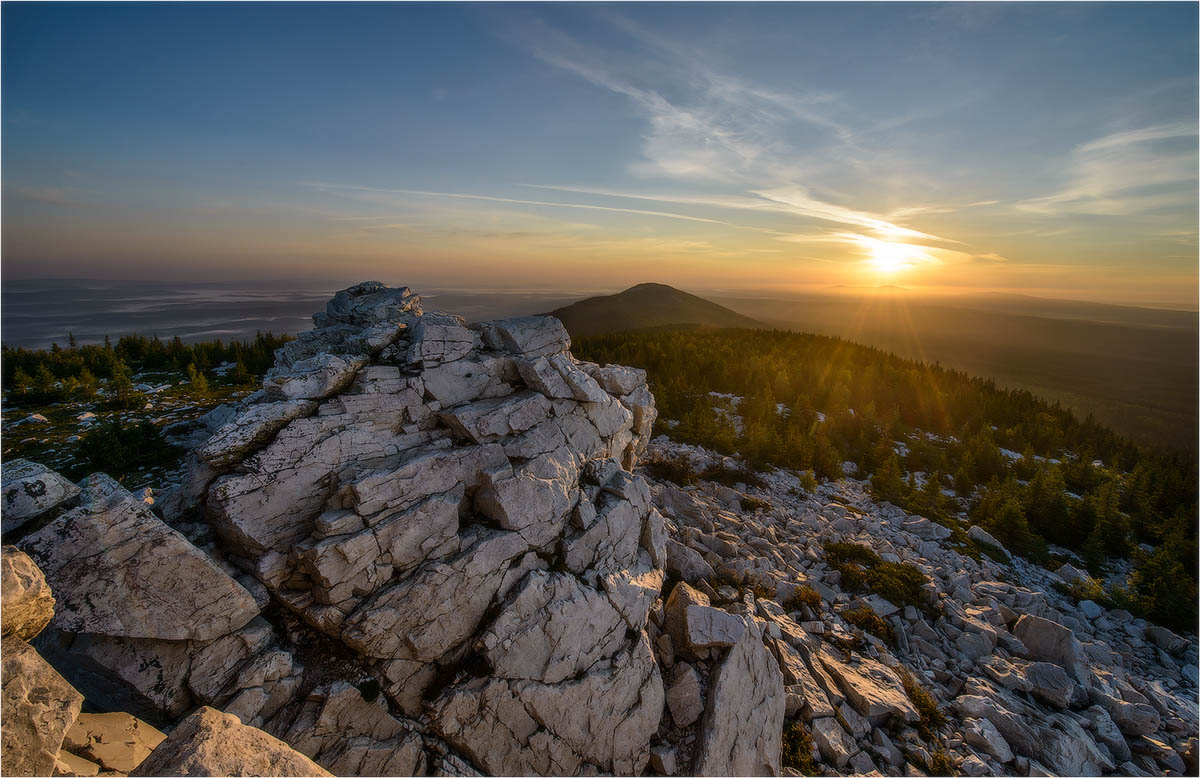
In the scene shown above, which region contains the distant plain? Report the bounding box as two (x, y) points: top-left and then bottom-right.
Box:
(3, 279), (1194, 451)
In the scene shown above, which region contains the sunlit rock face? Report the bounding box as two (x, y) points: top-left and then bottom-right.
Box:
(176, 281), (664, 773)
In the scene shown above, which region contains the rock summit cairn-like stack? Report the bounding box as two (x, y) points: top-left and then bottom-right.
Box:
(178, 280), (665, 773)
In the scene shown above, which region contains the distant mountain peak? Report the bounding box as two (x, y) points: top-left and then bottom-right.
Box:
(548, 283), (762, 337)
(624, 282), (677, 292)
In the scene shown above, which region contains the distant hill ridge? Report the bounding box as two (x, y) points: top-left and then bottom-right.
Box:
(547, 282), (762, 337)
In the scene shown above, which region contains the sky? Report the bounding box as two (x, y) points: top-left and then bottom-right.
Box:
(3, 2), (1197, 307)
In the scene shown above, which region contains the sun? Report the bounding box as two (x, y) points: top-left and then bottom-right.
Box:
(870, 241), (915, 275)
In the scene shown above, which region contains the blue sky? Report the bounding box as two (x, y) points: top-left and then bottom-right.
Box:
(3, 2), (1196, 305)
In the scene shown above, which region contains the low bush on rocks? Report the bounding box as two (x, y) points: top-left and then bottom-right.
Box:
(896, 667), (946, 740)
(698, 462), (765, 488)
(1053, 577), (1136, 615)
(740, 495), (770, 512)
(926, 747), (956, 776)
(824, 542), (928, 608)
(642, 456), (697, 485)
(841, 605), (894, 644)
(824, 541), (881, 567)
(781, 720), (817, 775)
(783, 585), (822, 615)
(748, 582), (776, 601)
(971, 537), (1012, 564)
(867, 561), (928, 608)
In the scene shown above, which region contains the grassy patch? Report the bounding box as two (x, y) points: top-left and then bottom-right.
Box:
(2, 377), (247, 489)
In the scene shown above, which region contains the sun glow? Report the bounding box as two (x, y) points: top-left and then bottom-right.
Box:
(869, 240), (921, 275)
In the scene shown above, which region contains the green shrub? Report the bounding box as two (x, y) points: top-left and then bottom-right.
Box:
(78, 419), (181, 480)
(825, 541), (882, 567)
(186, 363), (209, 396)
(741, 495), (770, 512)
(784, 585), (823, 615)
(781, 720), (817, 775)
(699, 463), (765, 488)
(749, 582), (776, 601)
(973, 538), (1012, 564)
(897, 667), (946, 740)
(642, 456), (697, 485)
(865, 561), (927, 608)
(842, 605), (894, 644)
(824, 542), (928, 608)
(927, 748), (955, 776)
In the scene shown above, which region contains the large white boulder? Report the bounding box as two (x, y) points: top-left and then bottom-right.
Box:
(1013, 614), (1087, 682)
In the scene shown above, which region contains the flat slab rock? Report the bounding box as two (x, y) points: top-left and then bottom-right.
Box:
(819, 653), (919, 725)
(21, 473), (260, 642)
(130, 706), (332, 777)
(64, 711), (166, 774)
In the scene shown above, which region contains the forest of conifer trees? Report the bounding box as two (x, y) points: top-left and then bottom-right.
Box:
(576, 328), (1198, 632)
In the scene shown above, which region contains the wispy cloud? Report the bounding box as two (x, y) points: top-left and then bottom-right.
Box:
(522, 183), (954, 245)
(1018, 122), (1198, 216)
(303, 182), (730, 226)
(4, 185), (80, 206)
(751, 186), (952, 243)
(525, 15), (860, 187)
(518, 16), (987, 259)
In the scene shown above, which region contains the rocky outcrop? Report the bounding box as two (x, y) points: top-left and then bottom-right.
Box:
(150, 282), (664, 773)
(130, 706), (332, 777)
(2, 545), (55, 640)
(20, 474), (289, 725)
